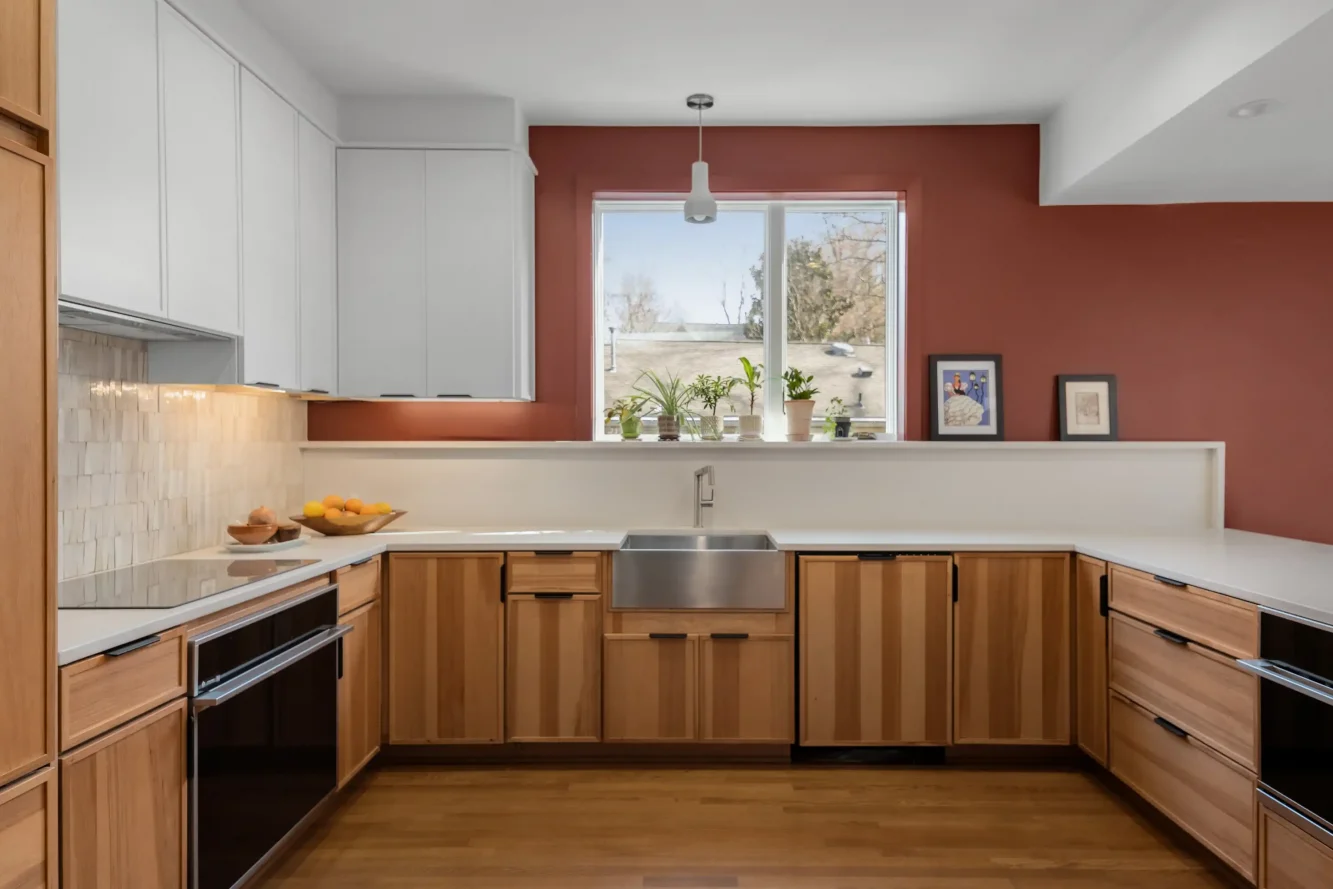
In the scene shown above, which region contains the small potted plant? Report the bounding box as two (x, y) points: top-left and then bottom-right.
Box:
(688, 374), (738, 441)
(605, 396), (647, 440)
(781, 367), (819, 442)
(823, 397), (851, 440)
(633, 370), (693, 442)
(737, 357), (764, 441)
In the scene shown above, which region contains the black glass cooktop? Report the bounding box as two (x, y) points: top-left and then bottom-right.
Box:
(57, 559), (320, 610)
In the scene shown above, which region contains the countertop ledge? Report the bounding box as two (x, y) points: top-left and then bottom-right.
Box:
(58, 527), (1333, 665)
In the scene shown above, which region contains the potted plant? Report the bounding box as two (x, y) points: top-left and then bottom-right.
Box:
(781, 367), (819, 441)
(737, 357), (764, 441)
(633, 370), (693, 441)
(688, 374), (738, 441)
(823, 397), (852, 440)
(605, 396), (647, 440)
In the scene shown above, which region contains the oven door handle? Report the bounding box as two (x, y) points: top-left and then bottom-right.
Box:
(1237, 658), (1333, 707)
(192, 624), (351, 713)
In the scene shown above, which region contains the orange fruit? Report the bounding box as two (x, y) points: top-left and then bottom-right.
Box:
(324, 507), (343, 519)
(322, 495), (344, 510)
(345, 498), (364, 515)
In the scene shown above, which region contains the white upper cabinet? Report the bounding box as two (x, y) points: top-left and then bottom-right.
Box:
(298, 117), (338, 395)
(160, 4), (241, 334)
(240, 70), (300, 389)
(337, 149), (428, 398)
(58, 0), (162, 315)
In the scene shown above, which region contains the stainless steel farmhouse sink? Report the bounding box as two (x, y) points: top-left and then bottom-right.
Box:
(612, 532), (785, 610)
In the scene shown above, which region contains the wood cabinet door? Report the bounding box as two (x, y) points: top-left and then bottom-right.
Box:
(506, 595), (601, 742)
(61, 699), (188, 889)
(1261, 803), (1333, 889)
(338, 599), (382, 786)
(700, 635), (793, 743)
(0, 766), (57, 889)
(603, 635), (698, 742)
(1075, 555), (1109, 765)
(800, 556), (951, 745)
(954, 553), (1071, 744)
(387, 554), (504, 743)
(0, 137), (54, 786)
(0, 0), (52, 131)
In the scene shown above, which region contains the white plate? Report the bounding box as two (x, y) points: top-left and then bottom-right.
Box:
(222, 537), (307, 554)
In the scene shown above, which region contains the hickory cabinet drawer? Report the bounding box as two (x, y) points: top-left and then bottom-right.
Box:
(1109, 611), (1257, 771)
(506, 552), (604, 594)
(1261, 801), (1333, 889)
(59, 627), (187, 751)
(1108, 564), (1259, 659)
(1108, 692), (1256, 882)
(337, 555), (381, 614)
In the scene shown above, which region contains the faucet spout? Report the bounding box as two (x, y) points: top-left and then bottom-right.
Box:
(693, 465), (716, 529)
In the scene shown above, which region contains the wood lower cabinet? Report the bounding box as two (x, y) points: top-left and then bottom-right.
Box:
(1109, 564), (1258, 660)
(387, 554), (505, 743)
(507, 594), (601, 742)
(1261, 802), (1333, 889)
(59, 627), (187, 751)
(700, 635), (793, 743)
(338, 599), (382, 786)
(603, 635), (698, 742)
(1075, 555), (1109, 765)
(0, 766), (57, 889)
(799, 555), (951, 745)
(60, 698), (188, 889)
(954, 553), (1071, 744)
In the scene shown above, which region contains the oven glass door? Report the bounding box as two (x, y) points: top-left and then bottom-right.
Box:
(192, 640), (338, 889)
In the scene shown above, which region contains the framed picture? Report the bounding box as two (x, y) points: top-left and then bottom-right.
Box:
(1057, 375), (1118, 441)
(929, 355), (1003, 441)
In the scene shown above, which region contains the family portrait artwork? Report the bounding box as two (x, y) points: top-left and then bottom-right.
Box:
(929, 355), (1004, 441)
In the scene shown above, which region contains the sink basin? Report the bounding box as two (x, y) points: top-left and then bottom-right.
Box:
(613, 532), (784, 610)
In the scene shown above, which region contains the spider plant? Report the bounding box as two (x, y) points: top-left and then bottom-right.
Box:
(633, 370), (694, 441)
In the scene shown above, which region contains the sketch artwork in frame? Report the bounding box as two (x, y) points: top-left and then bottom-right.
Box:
(929, 355), (1003, 441)
(1058, 375), (1118, 441)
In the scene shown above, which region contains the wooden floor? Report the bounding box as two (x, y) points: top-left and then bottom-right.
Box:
(259, 766), (1235, 889)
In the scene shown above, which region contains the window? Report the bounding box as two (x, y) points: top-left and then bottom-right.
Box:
(594, 199), (902, 439)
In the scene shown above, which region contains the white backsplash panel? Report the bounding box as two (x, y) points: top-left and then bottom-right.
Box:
(57, 329), (306, 579)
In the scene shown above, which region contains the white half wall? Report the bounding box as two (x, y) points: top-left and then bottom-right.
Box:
(301, 442), (1224, 533)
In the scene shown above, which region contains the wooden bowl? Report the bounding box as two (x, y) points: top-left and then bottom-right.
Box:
(228, 523), (277, 546)
(289, 510), (406, 537)
(274, 522), (302, 542)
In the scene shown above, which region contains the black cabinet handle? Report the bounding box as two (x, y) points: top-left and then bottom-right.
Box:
(349, 557), (373, 567)
(1098, 574), (1109, 617)
(436, 394), (473, 398)
(533, 551), (575, 557)
(710, 633), (749, 640)
(534, 593), (574, 599)
(857, 553), (897, 561)
(336, 637), (344, 681)
(1154, 716), (1188, 739)
(306, 388), (329, 395)
(1153, 574), (1187, 588)
(499, 563), (506, 603)
(1153, 628), (1190, 646)
(649, 633), (687, 640)
(249, 381), (280, 388)
(104, 634), (161, 657)
(380, 393), (416, 398)
(952, 562), (959, 603)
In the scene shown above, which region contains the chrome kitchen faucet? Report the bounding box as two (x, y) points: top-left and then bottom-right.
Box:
(694, 465), (715, 528)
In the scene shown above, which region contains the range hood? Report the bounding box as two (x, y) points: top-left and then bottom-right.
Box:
(57, 300), (231, 342)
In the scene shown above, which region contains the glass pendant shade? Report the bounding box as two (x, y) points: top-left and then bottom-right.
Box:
(684, 161), (717, 224)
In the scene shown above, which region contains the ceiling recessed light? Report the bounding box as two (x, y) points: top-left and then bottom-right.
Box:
(1229, 99), (1276, 119)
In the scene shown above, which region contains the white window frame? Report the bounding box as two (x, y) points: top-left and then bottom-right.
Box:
(593, 198), (902, 440)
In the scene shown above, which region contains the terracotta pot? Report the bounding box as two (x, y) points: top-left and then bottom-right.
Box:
(785, 400), (815, 441)
(620, 416), (641, 440)
(700, 416), (723, 441)
(738, 414), (764, 441)
(656, 414), (680, 441)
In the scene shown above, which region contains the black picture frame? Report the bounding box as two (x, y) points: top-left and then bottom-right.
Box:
(1057, 374), (1118, 441)
(929, 354), (1004, 441)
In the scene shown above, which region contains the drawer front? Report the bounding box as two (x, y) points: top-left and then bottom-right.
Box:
(1109, 564), (1258, 659)
(60, 628), (187, 751)
(1109, 692), (1256, 881)
(1261, 803), (1333, 889)
(1109, 612), (1257, 771)
(507, 552), (603, 594)
(337, 555), (381, 614)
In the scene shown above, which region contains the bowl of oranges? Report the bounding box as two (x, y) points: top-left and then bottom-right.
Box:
(293, 495), (404, 536)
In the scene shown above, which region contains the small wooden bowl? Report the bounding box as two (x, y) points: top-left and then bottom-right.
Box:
(274, 522), (302, 542)
(228, 523), (277, 546)
(289, 510), (406, 537)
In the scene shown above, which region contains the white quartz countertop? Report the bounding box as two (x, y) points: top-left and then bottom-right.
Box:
(58, 527), (1333, 665)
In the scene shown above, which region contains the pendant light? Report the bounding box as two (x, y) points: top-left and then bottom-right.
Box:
(684, 94), (717, 224)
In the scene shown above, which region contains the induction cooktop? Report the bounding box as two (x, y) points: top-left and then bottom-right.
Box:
(57, 559), (320, 610)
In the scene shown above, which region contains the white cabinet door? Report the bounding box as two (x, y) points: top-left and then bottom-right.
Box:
(297, 117), (337, 394)
(240, 70), (299, 389)
(58, 0), (161, 315)
(337, 149), (427, 398)
(159, 4), (240, 334)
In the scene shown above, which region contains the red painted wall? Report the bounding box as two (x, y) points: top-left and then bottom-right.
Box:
(309, 125), (1333, 543)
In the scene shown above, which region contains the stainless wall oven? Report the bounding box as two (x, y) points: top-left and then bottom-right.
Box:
(1240, 608), (1333, 847)
(188, 583), (348, 889)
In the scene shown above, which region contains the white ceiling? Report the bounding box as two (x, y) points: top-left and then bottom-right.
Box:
(237, 0), (1174, 125)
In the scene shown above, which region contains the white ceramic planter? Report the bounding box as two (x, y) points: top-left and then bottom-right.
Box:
(785, 400), (815, 441)
(738, 414), (764, 441)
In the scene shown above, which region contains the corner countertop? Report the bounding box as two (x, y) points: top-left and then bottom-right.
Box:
(57, 527), (1333, 665)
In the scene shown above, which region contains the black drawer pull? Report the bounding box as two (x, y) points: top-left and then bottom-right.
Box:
(349, 557), (373, 568)
(1098, 574), (1109, 617)
(533, 551), (575, 557)
(710, 633), (749, 640)
(534, 593), (574, 599)
(436, 393), (473, 398)
(380, 393), (416, 398)
(249, 381), (280, 388)
(306, 388), (329, 395)
(1154, 716), (1188, 739)
(1153, 628), (1190, 646)
(857, 553), (897, 561)
(649, 633), (687, 640)
(1152, 574), (1187, 588)
(104, 634), (161, 657)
